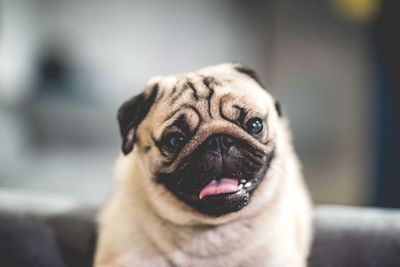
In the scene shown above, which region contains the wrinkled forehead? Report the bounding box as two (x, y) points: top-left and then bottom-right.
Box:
(162, 68), (271, 107)
(140, 65), (276, 139)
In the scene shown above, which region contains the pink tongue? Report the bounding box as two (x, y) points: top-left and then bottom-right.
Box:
(199, 178), (239, 199)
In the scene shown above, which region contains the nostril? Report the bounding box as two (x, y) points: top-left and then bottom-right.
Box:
(205, 135), (235, 153)
(221, 135), (234, 152)
(207, 137), (218, 150)
(223, 136), (234, 147)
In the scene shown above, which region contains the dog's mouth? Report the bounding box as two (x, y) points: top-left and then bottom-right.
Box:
(174, 174), (263, 216)
(156, 135), (275, 217)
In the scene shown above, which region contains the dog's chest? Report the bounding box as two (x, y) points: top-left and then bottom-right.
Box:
(156, 222), (271, 266)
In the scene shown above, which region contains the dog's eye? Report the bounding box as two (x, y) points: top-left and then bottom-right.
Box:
(246, 117), (264, 135)
(166, 133), (186, 149)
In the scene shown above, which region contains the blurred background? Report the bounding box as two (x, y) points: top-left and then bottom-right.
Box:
(0, 0), (399, 207)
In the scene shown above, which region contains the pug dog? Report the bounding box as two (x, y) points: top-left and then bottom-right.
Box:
(94, 63), (312, 267)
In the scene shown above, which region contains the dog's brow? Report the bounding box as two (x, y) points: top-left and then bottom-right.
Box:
(183, 80), (199, 101)
(201, 76), (217, 118)
(218, 96), (249, 125)
(169, 79), (200, 104)
(232, 104), (248, 121)
(169, 114), (191, 135)
(163, 104), (201, 124)
(170, 84), (185, 104)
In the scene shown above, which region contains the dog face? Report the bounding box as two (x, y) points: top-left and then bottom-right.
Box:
(118, 63), (282, 219)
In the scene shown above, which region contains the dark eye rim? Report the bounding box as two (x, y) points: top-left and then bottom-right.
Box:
(245, 117), (264, 135)
(163, 132), (186, 151)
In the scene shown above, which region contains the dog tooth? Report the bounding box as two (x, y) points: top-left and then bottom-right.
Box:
(238, 184), (243, 190)
(240, 179), (246, 184)
(244, 181), (252, 188)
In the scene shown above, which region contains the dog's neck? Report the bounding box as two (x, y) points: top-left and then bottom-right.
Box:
(136, 195), (286, 265)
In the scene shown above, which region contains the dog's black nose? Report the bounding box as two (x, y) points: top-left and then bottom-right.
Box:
(205, 134), (234, 154)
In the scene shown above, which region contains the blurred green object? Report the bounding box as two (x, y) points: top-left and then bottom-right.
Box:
(333, 0), (382, 22)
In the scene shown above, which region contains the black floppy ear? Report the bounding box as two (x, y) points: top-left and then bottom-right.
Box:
(234, 63), (265, 89)
(274, 100), (283, 117)
(117, 84), (158, 155)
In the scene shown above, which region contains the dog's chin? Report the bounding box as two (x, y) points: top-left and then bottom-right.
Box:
(174, 177), (263, 217)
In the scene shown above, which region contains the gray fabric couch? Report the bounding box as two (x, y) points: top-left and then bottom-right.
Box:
(0, 190), (399, 267)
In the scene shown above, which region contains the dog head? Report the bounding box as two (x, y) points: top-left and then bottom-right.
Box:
(117, 63), (285, 222)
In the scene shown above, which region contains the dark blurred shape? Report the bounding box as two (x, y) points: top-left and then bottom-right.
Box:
(309, 206), (400, 267)
(0, 213), (67, 267)
(0, 207), (96, 267)
(372, 1), (400, 207)
(46, 208), (96, 267)
(37, 46), (69, 95)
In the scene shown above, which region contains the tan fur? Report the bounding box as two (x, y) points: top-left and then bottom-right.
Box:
(94, 63), (312, 267)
